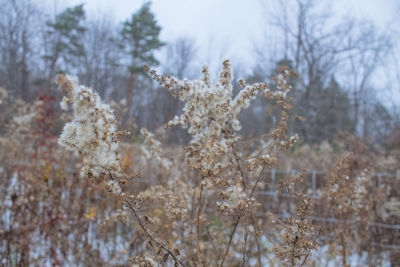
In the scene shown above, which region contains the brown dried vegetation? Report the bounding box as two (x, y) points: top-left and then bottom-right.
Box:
(1, 62), (399, 267)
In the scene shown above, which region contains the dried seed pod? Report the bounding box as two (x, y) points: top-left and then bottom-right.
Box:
(146, 240), (153, 249)
(173, 248), (180, 256)
(156, 246), (162, 255)
(161, 253), (169, 263)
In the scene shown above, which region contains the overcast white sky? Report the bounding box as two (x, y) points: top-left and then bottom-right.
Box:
(41, 0), (398, 73)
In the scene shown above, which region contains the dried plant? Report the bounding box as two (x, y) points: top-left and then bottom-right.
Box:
(271, 171), (318, 267)
(52, 61), (305, 266)
(1, 61), (399, 266)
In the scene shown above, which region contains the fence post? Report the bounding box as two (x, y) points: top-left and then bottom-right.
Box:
(270, 169), (276, 193)
(377, 173), (382, 188)
(312, 170), (317, 199)
(291, 169), (296, 192)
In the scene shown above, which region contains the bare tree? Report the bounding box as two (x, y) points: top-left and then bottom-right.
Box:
(0, 0), (38, 99)
(78, 15), (123, 99)
(346, 35), (392, 138)
(258, 0), (392, 142)
(162, 37), (197, 79)
(383, 2), (400, 128)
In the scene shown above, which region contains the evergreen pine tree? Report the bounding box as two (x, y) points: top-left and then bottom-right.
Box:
(43, 4), (86, 91)
(119, 2), (165, 121)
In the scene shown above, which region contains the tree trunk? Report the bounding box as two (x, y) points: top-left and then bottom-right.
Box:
(123, 72), (135, 126)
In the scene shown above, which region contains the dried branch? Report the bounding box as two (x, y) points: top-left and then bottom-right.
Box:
(196, 182), (204, 265)
(124, 198), (186, 267)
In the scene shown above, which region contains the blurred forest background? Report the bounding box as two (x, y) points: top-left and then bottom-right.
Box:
(0, 0), (399, 146)
(2, 1), (400, 266)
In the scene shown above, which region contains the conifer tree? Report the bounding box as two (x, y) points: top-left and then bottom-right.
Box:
(43, 4), (86, 91)
(119, 2), (165, 121)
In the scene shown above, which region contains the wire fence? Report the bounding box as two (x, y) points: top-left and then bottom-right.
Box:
(10, 164), (400, 250)
(256, 169), (395, 199)
(103, 167), (400, 249)
(254, 169), (400, 250)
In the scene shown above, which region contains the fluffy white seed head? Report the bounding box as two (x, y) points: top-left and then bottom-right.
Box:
(57, 75), (124, 183)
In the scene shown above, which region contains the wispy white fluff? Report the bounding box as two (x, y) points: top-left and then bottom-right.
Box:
(58, 75), (123, 180)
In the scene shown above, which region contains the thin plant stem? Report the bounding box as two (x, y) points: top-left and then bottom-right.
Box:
(124, 198), (186, 267)
(220, 163), (267, 267)
(249, 215), (262, 267)
(220, 216), (240, 267)
(197, 182), (204, 266)
(300, 201), (335, 267)
(340, 232), (347, 266)
(241, 226), (248, 267)
(231, 142), (246, 190)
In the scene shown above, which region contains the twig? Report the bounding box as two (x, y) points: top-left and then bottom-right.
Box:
(196, 182), (204, 266)
(231, 143), (246, 190)
(255, 233), (262, 267)
(249, 215), (262, 267)
(340, 232), (347, 266)
(291, 237), (297, 267)
(299, 154), (349, 267)
(124, 198), (186, 267)
(300, 200), (335, 267)
(220, 216), (240, 267)
(220, 163), (267, 267)
(250, 164), (266, 198)
(241, 226), (248, 267)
